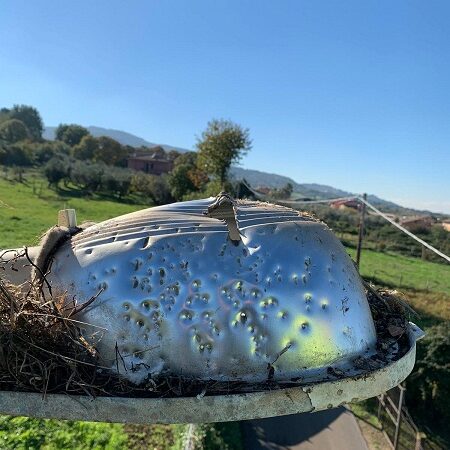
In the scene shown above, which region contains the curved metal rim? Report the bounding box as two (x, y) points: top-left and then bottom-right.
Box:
(0, 324), (423, 424)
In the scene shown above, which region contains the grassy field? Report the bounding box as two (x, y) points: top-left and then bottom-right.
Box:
(347, 247), (450, 295)
(0, 171), (148, 249)
(1, 169), (449, 449)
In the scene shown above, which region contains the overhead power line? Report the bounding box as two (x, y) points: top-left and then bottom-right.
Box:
(280, 196), (356, 205)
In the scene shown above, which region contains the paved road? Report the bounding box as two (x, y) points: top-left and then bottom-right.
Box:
(240, 407), (368, 450)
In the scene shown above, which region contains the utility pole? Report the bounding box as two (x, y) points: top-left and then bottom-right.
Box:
(356, 193), (367, 269)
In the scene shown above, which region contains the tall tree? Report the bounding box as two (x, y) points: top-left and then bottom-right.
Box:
(72, 135), (98, 160)
(55, 124), (90, 146)
(94, 136), (128, 166)
(5, 105), (44, 140)
(168, 163), (197, 200)
(196, 119), (251, 188)
(0, 119), (29, 143)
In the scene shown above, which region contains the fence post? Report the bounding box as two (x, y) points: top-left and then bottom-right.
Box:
(393, 385), (405, 450)
(356, 193), (367, 269)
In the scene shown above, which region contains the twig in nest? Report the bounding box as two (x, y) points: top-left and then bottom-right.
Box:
(68, 288), (104, 318)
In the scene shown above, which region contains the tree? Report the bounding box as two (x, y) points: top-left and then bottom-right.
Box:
(130, 172), (172, 205)
(168, 164), (197, 200)
(101, 168), (132, 198)
(43, 154), (71, 187)
(196, 119), (251, 188)
(72, 135), (98, 160)
(33, 140), (71, 164)
(173, 151), (197, 168)
(7, 105), (44, 140)
(70, 160), (104, 192)
(55, 124), (90, 146)
(0, 119), (29, 143)
(167, 149), (181, 161)
(94, 136), (128, 166)
(149, 145), (166, 159)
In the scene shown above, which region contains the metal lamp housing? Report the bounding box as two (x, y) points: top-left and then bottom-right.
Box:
(48, 198), (377, 384)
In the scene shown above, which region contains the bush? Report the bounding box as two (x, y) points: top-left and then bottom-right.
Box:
(0, 416), (127, 450)
(406, 323), (450, 435)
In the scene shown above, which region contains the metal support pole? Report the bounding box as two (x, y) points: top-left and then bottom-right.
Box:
(356, 193), (367, 269)
(377, 394), (383, 422)
(393, 385), (405, 450)
(183, 424), (197, 450)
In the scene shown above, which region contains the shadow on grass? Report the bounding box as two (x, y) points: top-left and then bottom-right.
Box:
(53, 186), (149, 206)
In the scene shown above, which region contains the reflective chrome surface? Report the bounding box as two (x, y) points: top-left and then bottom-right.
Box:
(49, 198), (377, 383)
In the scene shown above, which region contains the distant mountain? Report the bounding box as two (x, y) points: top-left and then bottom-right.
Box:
(43, 126), (190, 153)
(229, 167), (426, 214)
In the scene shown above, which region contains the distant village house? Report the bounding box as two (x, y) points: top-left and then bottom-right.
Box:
(330, 199), (360, 211)
(127, 147), (173, 176)
(441, 220), (450, 232)
(399, 216), (434, 232)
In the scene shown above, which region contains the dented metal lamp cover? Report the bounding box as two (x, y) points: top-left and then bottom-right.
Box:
(0, 194), (423, 423)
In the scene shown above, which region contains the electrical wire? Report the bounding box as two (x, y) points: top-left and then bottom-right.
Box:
(356, 196), (450, 264)
(280, 196), (357, 204)
(241, 179), (449, 263)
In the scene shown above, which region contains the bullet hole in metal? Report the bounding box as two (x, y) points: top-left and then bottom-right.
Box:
(141, 236), (150, 248)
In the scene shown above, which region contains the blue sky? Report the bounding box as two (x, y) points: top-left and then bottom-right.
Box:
(1, 1), (449, 213)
